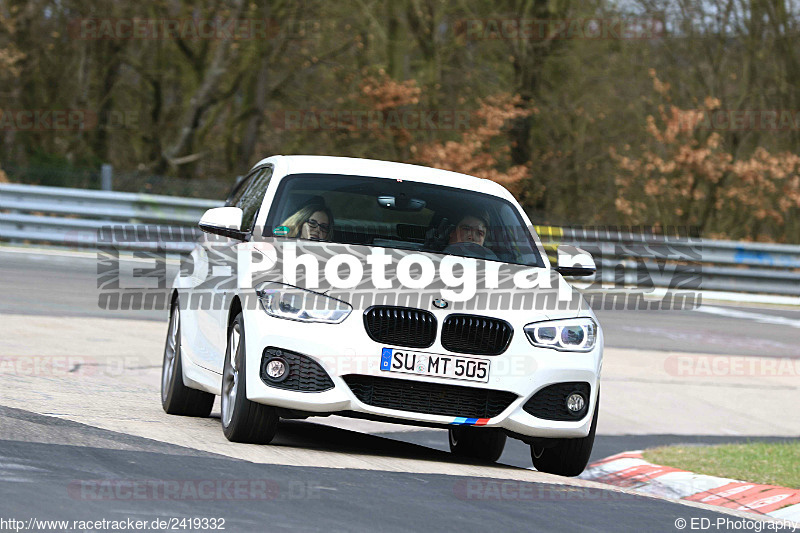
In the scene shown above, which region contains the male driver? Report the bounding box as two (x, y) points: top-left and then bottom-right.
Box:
(449, 214), (488, 246)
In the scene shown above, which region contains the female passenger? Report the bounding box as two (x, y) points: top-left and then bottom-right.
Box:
(280, 203), (334, 241)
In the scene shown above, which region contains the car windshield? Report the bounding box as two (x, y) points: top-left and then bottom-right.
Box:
(264, 173), (545, 267)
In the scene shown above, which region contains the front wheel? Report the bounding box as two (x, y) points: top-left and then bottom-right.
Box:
(161, 301), (215, 417)
(530, 394), (599, 477)
(220, 313), (279, 444)
(448, 427), (507, 462)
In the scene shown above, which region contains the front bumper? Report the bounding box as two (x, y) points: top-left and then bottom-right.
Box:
(243, 308), (603, 439)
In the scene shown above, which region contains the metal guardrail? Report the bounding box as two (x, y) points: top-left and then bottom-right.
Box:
(0, 183), (220, 251)
(538, 227), (800, 297)
(1, 183), (799, 297)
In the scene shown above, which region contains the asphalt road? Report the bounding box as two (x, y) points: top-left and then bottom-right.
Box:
(0, 406), (770, 533)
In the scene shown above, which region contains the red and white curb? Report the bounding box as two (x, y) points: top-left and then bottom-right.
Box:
(579, 451), (800, 522)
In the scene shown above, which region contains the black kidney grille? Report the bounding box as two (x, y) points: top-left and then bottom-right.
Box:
(441, 314), (513, 355)
(342, 375), (517, 419)
(363, 306), (437, 348)
(523, 382), (591, 421)
(260, 348), (334, 392)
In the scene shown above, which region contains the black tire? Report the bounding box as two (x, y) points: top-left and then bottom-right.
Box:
(530, 394), (599, 477)
(448, 427), (507, 462)
(161, 300), (215, 417)
(220, 312), (279, 444)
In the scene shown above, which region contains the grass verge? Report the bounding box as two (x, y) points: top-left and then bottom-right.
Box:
(642, 442), (800, 489)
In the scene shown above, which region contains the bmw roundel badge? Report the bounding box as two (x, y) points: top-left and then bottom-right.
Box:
(432, 298), (448, 309)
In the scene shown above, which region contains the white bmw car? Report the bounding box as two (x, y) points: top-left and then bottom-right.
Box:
(161, 155), (602, 476)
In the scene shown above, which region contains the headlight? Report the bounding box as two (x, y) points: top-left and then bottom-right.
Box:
(524, 318), (597, 352)
(256, 283), (352, 324)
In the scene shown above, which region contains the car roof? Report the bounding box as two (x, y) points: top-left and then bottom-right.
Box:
(252, 155), (517, 202)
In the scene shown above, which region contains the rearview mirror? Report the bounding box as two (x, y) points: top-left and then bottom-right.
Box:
(198, 207), (247, 240)
(377, 195), (426, 211)
(555, 245), (596, 277)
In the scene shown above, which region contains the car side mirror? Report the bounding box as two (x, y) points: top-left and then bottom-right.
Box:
(198, 207), (247, 240)
(555, 245), (596, 277)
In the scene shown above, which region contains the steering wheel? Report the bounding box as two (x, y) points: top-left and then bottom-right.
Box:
(442, 242), (498, 260)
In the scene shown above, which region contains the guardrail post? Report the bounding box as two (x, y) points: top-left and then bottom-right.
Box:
(600, 242), (615, 289)
(101, 164), (113, 191)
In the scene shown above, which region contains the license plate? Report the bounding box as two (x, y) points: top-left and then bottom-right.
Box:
(380, 348), (490, 383)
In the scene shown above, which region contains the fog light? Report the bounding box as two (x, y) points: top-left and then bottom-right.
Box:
(566, 393), (586, 414)
(265, 358), (288, 382)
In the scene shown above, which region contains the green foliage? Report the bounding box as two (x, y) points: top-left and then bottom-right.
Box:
(5, 152), (99, 188)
